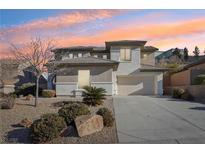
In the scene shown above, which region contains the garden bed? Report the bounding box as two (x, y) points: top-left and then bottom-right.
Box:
(0, 97), (118, 144)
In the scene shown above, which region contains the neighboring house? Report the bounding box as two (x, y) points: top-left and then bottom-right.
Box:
(0, 59), (50, 94)
(155, 48), (205, 66)
(0, 59), (19, 94)
(168, 57), (205, 87)
(164, 57), (205, 102)
(50, 40), (167, 96)
(155, 48), (184, 65)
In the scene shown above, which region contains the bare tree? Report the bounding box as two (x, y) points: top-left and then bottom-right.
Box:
(10, 37), (56, 107)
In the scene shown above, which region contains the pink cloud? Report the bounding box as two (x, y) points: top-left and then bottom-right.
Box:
(1, 10), (205, 58)
(1, 10), (123, 35)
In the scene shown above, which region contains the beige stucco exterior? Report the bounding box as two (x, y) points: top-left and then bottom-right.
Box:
(56, 65), (114, 96)
(56, 66), (113, 83)
(117, 72), (163, 95)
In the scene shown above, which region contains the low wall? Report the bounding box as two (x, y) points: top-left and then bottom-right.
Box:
(0, 85), (15, 94)
(165, 85), (205, 103)
(91, 82), (113, 95)
(56, 82), (113, 96)
(56, 82), (78, 96)
(170, 69), (191, 86)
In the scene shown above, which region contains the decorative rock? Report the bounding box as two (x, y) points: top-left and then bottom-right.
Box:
(25, 94), (33, 101)
(60, 125), (76, 137)
(74, 115), (103, 137)
(19, 118), (32, 128)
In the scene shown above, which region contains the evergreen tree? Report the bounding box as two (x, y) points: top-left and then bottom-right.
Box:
(193, 46), (200, 58)
(173, 48), (182, 59)
(183, 47), (189, 62)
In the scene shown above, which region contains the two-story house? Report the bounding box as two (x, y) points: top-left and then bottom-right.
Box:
(50, 40), (166, 96)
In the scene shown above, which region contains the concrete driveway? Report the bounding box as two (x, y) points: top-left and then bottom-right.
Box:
(113, 96), (205, 143)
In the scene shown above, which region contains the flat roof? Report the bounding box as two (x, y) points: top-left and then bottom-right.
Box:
(49, 56), (119, 66)
(105, 40), (147, 48)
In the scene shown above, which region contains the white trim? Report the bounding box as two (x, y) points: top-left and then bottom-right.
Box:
(91, 82), (113, 84)
(56, 82), (77, 85)
(3, 85), (15, 87)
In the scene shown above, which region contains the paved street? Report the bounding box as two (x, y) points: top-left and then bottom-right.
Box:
(113, 96), (205, 143)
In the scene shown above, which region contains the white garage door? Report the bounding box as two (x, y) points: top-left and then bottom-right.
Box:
(117, 75), (156, 95)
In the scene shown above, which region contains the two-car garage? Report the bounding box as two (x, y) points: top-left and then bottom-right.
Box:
(117, 72), (163, 95)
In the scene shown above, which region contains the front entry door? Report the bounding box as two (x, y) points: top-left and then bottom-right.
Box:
(78, 70), (90, 89)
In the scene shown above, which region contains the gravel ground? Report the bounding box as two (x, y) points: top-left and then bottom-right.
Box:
(0, 97), (118, 144)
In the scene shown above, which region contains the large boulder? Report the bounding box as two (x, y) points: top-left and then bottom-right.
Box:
(74, 115), (103, 137)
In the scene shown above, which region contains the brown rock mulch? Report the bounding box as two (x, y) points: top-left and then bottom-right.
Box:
(0, 97), (118, 144)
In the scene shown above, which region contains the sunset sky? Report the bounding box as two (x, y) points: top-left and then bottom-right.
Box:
(1, 9), (205, 58)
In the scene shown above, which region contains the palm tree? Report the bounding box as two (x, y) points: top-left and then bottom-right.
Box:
(83, 86), (106, 106)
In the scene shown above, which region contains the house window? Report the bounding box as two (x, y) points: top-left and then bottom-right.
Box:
(143, 54), (147, 58)
(102, 55), (107, 59)
(62, 56), (69, 60)
(69, 53), (73, 58)
(94, 55), (98, 58)
(78, 53), (82, 57)
(120, 48), (131, 61)
(78, 70), (90, 89)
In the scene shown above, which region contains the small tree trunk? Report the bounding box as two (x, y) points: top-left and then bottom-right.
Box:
(35, 75), (40, 107)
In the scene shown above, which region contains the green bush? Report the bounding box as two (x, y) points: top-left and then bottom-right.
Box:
(172, 88), (185, 99)
(52, 101), (81, 107)
(193, 74), (205, 85)
(30, 113), (66, 143)
(181, 90), (194, 101)
(15, 82), (42, 96)
(42, 90), (56, 98)
(83, 86), (106, 106)
(96, 108), (114, 127)
(58, 103), (90, 125)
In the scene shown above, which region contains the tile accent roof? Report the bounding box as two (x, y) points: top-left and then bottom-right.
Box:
(49, 56), (119, 65)
(140, 64), (169, 72)
(183, 57), (205, 69)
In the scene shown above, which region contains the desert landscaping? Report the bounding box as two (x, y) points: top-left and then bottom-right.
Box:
(0, 96), (118, 144)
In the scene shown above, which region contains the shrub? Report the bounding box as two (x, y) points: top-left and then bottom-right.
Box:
(0, 93), (16, 109)
(172, 88), (185, 99)
(25, 94), (33, 100)
(30, 113), (66, 143)
(52, 101), (81, 108)
(96, 108), (114, 127)
(193, 74), (205, 85)
(42, 90), (56, 98)
(83, 86), (106, 106)
(181, 90), (194, 101)
(15, 82), (42, 96)
(58, 103), (90, 125)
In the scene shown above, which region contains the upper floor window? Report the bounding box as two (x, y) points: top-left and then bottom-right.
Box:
(78, 53), (82, 57)
(102, 55), (107, 59)
(62, 56), (69, 60)
(69, 53), (73, 58)
(74, 55), (77, 58)
(120, 48), (131, 61)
